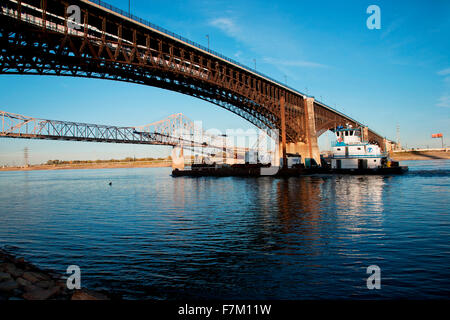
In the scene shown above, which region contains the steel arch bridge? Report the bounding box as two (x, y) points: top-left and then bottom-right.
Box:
(0, 110), (240, 152)
(0, 0), (390, 164)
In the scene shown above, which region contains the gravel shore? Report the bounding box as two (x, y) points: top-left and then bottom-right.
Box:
(0, 249), (112, 300)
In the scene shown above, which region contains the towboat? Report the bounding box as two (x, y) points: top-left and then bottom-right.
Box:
(328, 125), (408, 174)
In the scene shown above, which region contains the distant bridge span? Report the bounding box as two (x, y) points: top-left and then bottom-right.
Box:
(0, 0), (391, 164)
(0, 110), (253, 159)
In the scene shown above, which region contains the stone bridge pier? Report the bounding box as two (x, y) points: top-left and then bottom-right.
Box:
(280, 97), (321, 167)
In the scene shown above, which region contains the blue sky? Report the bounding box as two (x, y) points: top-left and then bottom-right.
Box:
(1, 0), (449, 165)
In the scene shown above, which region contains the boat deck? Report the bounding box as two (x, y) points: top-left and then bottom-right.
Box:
(172, 166), (409, 177)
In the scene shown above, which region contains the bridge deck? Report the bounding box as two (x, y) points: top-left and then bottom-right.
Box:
(0, 0), (389, 147)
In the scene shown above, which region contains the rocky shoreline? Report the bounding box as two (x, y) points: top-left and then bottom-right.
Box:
(0, 249), (112, 300)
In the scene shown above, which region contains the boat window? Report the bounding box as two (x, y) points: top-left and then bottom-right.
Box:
(337, 148), (341, 151)
(345, 131), (348, 136)
(357, 147), (361, 150)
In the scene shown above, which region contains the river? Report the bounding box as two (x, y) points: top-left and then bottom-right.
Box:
(0, 160), (449, 299)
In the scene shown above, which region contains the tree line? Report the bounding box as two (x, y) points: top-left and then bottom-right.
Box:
(45, 156), (172, 165)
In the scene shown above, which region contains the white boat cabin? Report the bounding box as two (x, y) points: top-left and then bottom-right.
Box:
(331, 126), (384, 169)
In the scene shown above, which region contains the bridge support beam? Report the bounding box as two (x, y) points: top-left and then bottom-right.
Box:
(302, 97), (321, 166)
(306, 98), (320, 165)
(282, 97), (321, 167)
(280, 95), (287, 168)
(363, 126), (369, 142)
(171, 146), (185, 170)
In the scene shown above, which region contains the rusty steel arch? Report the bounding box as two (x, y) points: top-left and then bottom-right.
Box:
(0, 0), (386, 148)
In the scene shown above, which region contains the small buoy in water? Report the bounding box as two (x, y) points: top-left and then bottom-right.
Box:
(108, 182), (112, 186)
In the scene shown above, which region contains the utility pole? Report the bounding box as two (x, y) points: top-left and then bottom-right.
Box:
(24, 147), (29, 167)
(396, 123), (400, 150)
(206, 34), (209, 50)
(128, 0), (131, 15)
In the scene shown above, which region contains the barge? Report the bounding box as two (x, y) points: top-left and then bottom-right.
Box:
(172, 125), (408, 177)
(171, 165), (407, 177)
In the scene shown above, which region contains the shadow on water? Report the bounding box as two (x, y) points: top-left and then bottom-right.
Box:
(406, 169), (450, 177)
(145, 175), (388, 299)
(0, 164), (449, 299)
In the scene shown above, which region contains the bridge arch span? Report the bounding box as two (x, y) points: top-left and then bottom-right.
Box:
(0, 0), (389, 162)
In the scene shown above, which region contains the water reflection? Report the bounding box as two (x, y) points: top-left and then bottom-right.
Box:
(332, 176), (384, 214)
(273, 175), (385, 233)
(0, 163), (449, 299)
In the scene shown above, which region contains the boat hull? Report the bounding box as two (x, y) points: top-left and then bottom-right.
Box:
(172, 166), (409, 177)
(326, 166), (408, 175)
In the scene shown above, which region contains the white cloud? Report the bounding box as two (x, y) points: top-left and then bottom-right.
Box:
(436, 71), (450, 107)
(436, 95), (450, 108)
(380, 18), (405, 40)
(263, 57), (328, 69)
(209, 16), (327, 73)
(437, 68), (450, 76)
(209, 17), (240, 38)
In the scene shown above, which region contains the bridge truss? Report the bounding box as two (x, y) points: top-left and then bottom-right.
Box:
(0, 110), (253, 158)
(0, 0), (387, 148)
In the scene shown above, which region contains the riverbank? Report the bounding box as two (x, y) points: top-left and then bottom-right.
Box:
(2, 151), (448, 172)
(0, 249), (112, 300)
(390, 149), (450, 161)
(0, 160), (171, 172)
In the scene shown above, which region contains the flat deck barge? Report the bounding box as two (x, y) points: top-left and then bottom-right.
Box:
(172, 165), (408, 177)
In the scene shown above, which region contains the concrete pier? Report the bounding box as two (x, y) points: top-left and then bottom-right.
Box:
(281, 97), (320, 167)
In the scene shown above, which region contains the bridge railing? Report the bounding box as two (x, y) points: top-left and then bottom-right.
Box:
(88, 1), (381, 135)
(1, 0), (304, 96)
(88, 0), (307, 96)
(1, 1), (386, 141)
